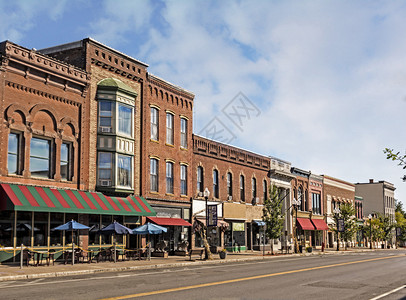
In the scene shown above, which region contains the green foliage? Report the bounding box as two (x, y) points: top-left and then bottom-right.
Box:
(377, 213), (394, 242)
(330, 203), (357, 247)
(395, 211), (406, 243)
(262, 184), (285, 254)
(363, 217), (382, 242)
(384, 148), (406, 169)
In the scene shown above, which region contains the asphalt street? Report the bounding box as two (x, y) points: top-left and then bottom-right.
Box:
(1, 250), (405, 300)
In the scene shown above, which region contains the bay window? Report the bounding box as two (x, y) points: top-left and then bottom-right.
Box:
(117, 154), (132, 187)
(99, 101), (114, 132)
(98, 152), (113, 185)
(118, 104), (132, 136)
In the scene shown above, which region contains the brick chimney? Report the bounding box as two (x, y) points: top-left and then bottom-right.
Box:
(369, 179), (374, 183)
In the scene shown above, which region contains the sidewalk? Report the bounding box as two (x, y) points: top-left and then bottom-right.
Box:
(0, 248), (384, 282)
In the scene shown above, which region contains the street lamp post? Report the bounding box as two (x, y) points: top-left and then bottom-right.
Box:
(333, 207), (340, 251)
(292, 197), (301, 253)
(368, 214), (372, 249)
(203, 188), (210, 259)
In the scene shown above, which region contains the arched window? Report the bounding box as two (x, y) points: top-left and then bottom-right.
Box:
(213, 169), (219, 198)
(197, 166), (203, 193)
(227, 172), (232, 197)
(240, 175), (245, 202)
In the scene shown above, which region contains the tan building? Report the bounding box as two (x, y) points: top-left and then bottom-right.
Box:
(355, 179), (396, 223)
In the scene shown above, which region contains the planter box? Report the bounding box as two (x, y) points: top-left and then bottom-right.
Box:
(152, 251), (168, 258)
(174, 250), (187, 256)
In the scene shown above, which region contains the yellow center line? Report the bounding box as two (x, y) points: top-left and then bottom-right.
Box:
(100, 254), (405, 300)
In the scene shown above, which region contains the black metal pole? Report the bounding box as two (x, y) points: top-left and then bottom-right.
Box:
(205, 195), (208, 259)
(370, 219), (372, 249)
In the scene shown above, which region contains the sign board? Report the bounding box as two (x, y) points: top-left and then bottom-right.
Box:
(232, 222), (245, 232)
(337, 219), (345, 232)
(207, 204), (218, 227)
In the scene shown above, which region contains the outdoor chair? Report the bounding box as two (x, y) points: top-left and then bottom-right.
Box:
(22, 249), (33, 267)
(45, 249), (56, 266)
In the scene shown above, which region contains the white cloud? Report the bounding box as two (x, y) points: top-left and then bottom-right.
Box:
(0, 0), (69, 42)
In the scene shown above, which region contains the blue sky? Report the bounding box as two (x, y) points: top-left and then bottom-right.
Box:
(1, 0), (406, 206)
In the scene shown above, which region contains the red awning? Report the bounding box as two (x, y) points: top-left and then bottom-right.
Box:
(296, 218), (315, 230)
(311, 219), (329, 230)
(147, 217), (192, 227)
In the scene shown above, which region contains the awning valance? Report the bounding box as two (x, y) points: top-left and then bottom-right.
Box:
(196, 218), (229, 229)
(297, 218), (315, 230)
(147, 217), (192, 227)
(311, 219), (329, 230)
(0, 183), (156, 216)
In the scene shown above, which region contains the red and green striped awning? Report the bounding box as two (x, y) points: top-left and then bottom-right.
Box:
(0, 183), (156, 216)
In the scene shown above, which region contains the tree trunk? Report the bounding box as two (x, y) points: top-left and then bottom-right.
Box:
(271, 239), (274, 255)
(201, 228), (213, 260)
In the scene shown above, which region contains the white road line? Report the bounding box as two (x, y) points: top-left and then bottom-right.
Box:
(0, 256), (312, 290)
(369, 285), (406, 300)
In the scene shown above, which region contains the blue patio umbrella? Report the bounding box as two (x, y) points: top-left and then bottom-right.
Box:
(100, 221), (133, 235)
(53, 220), (90, 245)
(53, 220), (90, 231)
(132, 222), (167, 235)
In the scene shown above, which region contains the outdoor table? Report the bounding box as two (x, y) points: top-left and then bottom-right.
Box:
(33, 251), (48, 266)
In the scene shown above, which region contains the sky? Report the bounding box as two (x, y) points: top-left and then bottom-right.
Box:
(1, 0), (406, 206)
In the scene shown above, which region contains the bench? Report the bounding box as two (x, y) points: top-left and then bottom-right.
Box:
(189, 248), (204, 260)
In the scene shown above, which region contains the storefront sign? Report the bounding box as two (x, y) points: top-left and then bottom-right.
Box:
(232, 222), (245, 232)
(207, 205), (218, 227)
(337, 219), (345, 232)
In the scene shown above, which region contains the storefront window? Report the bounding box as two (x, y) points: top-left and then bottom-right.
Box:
(207, 227), (221, 247)
(101, 215), (112, 244)
(34, 212), (48, 246)
(113, 215), (124, 244)
(65, 213), (78, 245)
(89, 214), (101, 245)
(0, 211), (14, 247)
(50, 213), (63, 246)
(16, 211), (32, 247)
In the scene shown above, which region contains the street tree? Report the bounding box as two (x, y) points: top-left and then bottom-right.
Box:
(395, 211), (406, 245)
(384, 148), (406, 181)
(262, 184), (284, 255)
(377, 213), (394, 247)
(330, 203), (357, 250)
(192, 219), (213, 260)
(363, 216), (382, 248)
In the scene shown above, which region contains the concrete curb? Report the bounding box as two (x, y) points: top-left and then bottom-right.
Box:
(0, 249), (385, 282)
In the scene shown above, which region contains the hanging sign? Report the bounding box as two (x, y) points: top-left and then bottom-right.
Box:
(207, 204), (218, 227)
(337, 219), (345, 232)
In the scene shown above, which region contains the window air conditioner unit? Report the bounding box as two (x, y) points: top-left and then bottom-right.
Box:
(100, 180), (111, 187)
(228, 195), (233, 201)
(100, 127), (112, 133)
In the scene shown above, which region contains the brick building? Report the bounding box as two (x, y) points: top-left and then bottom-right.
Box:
(192, 135), (270, 252)
(323, 175), (355, 248)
